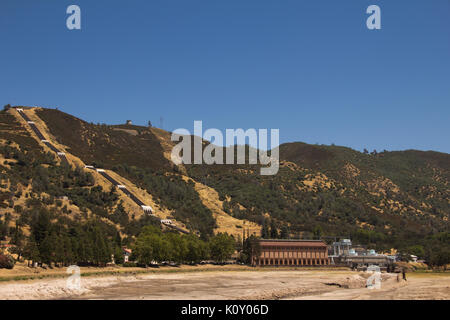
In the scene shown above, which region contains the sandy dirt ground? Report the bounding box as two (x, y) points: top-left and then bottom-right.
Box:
(0, 269), (448, 300)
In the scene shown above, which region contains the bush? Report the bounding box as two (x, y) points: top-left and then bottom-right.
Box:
(122, 262), (137, 268)
(0, 254), (15, 269)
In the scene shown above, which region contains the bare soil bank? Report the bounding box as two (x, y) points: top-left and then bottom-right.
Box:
(0, 264), (331, 282)
(0, 268), (448, 300)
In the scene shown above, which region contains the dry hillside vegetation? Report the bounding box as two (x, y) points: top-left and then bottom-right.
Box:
(1, 107), (448, 257)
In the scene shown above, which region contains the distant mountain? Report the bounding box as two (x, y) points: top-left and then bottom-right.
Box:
(1, 106), (449, 256)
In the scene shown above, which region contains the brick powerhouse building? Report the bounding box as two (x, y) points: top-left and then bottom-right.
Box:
(252, 239), (329, 266)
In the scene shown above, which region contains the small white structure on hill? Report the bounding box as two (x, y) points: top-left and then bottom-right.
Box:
(141, 205), (153, 213)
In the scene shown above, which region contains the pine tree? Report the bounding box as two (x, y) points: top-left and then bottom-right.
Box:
(10, 223), (25, 260)
(63, 236), (73, 266)
(115, 231), (122, 247)
(54, 236), (65, 266)
(261, 218), (270, 239)
(270, 220), (278, 239)
(313, 225), (323, 240)
(242, 235), (261, 265)
(280, 225), (290, 239)
(114, 246), (124, 265)
(23, 239), (40, 266)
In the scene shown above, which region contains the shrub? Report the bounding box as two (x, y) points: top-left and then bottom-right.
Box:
(0, 254), (15, 269)
(122, 262), (137, 268)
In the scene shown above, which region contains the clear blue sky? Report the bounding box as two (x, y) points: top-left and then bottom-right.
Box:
(1, 0), (449, 153)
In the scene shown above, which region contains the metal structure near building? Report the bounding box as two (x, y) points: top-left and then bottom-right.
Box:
(331, 239), (353, 256)
(328, 238), (394, 270)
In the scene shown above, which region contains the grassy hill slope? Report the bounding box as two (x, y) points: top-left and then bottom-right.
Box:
(2, 107), (449, 256)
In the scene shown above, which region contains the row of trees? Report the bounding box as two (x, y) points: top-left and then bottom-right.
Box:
(6, 210), (245, 268)
(399, 233), (450, 269)
(132, 226), (236, 265)
(9, 209), (122, 267)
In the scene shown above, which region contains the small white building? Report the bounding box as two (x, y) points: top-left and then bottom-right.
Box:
(123, 248), (132, 263)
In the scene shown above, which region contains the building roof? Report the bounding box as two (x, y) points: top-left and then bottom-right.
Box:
(258, 239), (327, 247)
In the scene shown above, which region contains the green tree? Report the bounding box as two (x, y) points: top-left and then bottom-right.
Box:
(39, 236), (54, 265)
(241, 235), (261, 265)
(185, 234), (209, 263)
(269, 220), (278, 239)
(54, 236), (65, 266)
(166, 233), (187, 263)
(134, 235), (154, 265)
(429, 248), (450, 270)
(63, 236), (74, 266)
(133, 225), (163, 265)
(23, 239), (40, 266)
(261, 220), (270, 239)
(151, 234), (171, 262)
(280, 225), (290, 239)
(313, 225), (323, 240)
(114, 246), (125, 265)
(209, 233), (235, 263)
(407, 245), (425, 258)
(31, 210), (51, 246)
(9, 223), (25, 260)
